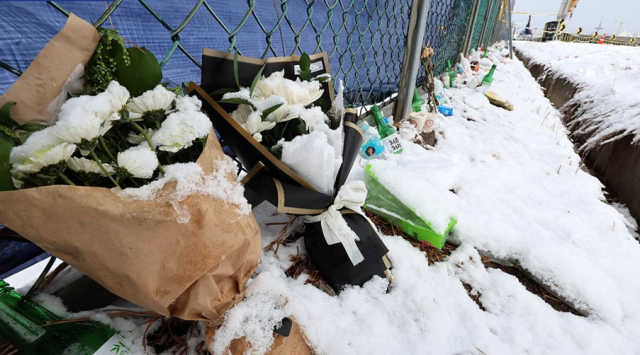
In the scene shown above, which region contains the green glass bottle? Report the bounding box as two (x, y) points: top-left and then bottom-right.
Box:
(411, 88), (426, 112)
(0, 280), (130, 355)
(482, 49), (488, 58)
(370, 105), (402, 154)
(446, 60), (456, 88)
(480, 65), (497, 87)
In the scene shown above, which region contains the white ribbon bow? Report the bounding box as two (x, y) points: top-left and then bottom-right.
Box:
(303, 180), (368, 266)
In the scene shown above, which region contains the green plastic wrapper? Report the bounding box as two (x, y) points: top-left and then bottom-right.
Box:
(363, 164), (456, 249)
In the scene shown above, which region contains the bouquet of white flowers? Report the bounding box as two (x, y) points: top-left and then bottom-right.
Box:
(0, 15), (261, 324)
(7, 82), (210, 190)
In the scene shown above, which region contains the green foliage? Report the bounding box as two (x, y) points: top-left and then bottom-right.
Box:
(299, 53), (311, 81)
(260, 118), (307, 149)
(113, 47), (162, 97)
(84, 28), (129, 95)
(250, 64), (266, 96)
(261, 103), (283, 120)
(233, 51), (240, 89)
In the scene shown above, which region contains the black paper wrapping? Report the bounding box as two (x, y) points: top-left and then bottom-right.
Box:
(190, 55), (390, 291)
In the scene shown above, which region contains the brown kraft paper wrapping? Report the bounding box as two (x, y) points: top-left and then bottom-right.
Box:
(205, 319), (313, 355)
(0, 13), (99, 125)
(0, 132), (262, 324)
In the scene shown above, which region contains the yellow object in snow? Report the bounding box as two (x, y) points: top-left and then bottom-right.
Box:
(484, 89), (514, 111)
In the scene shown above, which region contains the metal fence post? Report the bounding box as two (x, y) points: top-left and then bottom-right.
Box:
(507, 0), (513, 58)
(393, 0), (431, 123)
(478, 0), (494, 48)
(463, 0), (481, 54)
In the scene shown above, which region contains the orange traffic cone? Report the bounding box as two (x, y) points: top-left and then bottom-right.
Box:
(597, 33), (606, 44)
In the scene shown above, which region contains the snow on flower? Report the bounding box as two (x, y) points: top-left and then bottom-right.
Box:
(9, 127), (63, 167)
(53, 113), (105, 145)
(127, 85), (176, 120)
(12, 143), (76, 174)
(151, 110), (211, 152)
(67, 157), (114, 176)
(104, 81), (130, 113)
(117, 144), (158, 178)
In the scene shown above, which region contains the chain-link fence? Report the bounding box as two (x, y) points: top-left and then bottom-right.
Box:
(0, 0), (512, 110)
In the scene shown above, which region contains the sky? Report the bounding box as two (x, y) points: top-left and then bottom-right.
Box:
(512, 0), (639, 36)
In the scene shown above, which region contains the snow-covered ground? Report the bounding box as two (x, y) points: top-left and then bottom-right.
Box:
(14, 50), (640, 354)
(515, 41), (640, 151)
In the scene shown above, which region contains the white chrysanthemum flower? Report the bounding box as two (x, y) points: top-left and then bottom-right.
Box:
(10, 127), (62, 167)
(253, 70), (323, 106)
(242, 111), (275, 143)
(54, 113), (104, 144)
(127, 85), (176, 120)
(117, 144), (158, 178)
(252, 95), (288, 123)
(58, 89), (121, 126)
(230, 104), (253, 124)
(104, 81), (130, 112)
(67, 157), (114, 176)
(151, 110), (211, 152)
(12, 143), (76, 174)
(127, 128), (155, 145)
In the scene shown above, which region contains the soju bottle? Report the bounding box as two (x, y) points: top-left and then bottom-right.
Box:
(480, 65), (497, 87)
(0, 280), (131, 355)
(370, 105), (402, 154)
(482, 49), (488, 58)
(446, 60), (456, 88)
(411, 88), (426, 112)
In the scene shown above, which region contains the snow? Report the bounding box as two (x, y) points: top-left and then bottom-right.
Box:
(515, 41), (640, 150)
(210, 48), (640, 355)
(117, 155), (251, 219)
(13, 46), (640, 355)
(280, 129), (342, 195)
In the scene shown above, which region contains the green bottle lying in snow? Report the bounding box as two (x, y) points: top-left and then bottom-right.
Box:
(480, 64), (497, 87)
(0, 280), (131, 355)
(371, 105), (403, 154)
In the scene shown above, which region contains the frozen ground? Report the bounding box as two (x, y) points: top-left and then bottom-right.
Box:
(13, 49), (640, 355)
(515, 41), (640, 151)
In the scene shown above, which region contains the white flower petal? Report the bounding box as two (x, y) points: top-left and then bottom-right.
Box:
(127, 85), (176, 120)
(67, 157), (114, 176)
(152, 110), (211, 153)
(117, 144), (158, 178)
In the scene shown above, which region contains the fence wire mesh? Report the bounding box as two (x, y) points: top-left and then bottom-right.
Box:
(0, 0), (508, 109)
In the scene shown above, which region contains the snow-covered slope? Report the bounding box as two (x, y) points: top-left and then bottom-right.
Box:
(515, 41), (640, 151)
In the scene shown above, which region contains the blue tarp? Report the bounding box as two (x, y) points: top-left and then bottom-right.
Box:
(0, 0), (411, 103)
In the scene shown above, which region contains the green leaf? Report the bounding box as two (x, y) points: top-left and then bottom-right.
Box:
(261, 103), (283, 120)
(0, 101), (18, 130)
(217, 97), (254, 108)
(313, 75), (331, 83)
(300, 53), (311, 72)
(210, 87), (237, 96)
(299, 70), (311, 81)
(113, 47), (162, 97)
(16, 123), (47, 133)
(312, 97), (329, 112)
(250, 64), (266, 96)
(233, 51), (240, 89)
(0, 132), (16, 191)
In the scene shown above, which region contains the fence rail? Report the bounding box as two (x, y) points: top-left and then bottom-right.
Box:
(0, 0), (513, 114)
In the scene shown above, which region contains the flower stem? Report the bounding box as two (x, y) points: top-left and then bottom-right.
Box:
(90, 150), (120, 188)
(99, 136), (117, 163)
(58, 173), (76, 186)
(129, 121), (165, 175)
